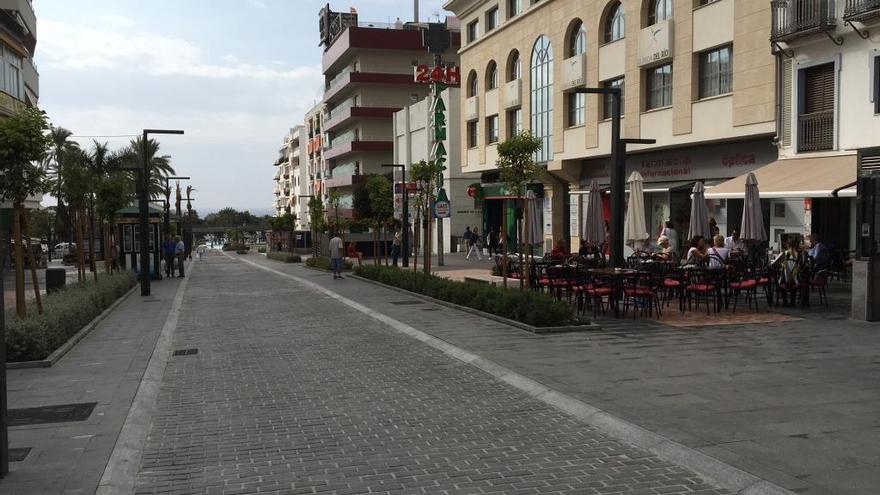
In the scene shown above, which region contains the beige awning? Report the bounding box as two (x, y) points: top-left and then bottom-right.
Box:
(704, 154), (857, 199)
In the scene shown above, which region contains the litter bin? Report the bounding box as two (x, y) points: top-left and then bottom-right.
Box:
(45, 267), (66, 293)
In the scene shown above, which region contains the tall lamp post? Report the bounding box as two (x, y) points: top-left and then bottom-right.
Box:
(570, 88), (654, 268)
(164, 176), (190, 240)
(383, 164), (409, 268)
(140, 129), (184, 296)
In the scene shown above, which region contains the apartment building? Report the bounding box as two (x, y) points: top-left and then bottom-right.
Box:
(707, 0), (879, 254)
(318, 5), (461, 218)
(393, 87), (482, 253)
(445, 0), (777, 249)
(303, 101), (329, 230)
(0, 0), (40, 218)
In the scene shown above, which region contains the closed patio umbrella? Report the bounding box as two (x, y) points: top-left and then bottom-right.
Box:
(741, 172), (767, 241)
(524, 190), (543, 245)
(688, 181), (712, 241)
(582, 180), (606, 246)
(624, 171), (648, 248)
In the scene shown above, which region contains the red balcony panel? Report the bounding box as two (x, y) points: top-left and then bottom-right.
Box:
(323, 27), (461, 73)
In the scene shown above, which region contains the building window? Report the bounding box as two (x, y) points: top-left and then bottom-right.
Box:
(566, 21), (586, 128)
(467, 70), (478, 97)
(798, 62), (835, 152)
(1, 44), (22, 100)
(648, 0), (673, 25)
(487, 115), (499, 143)
(468, 121), (479, 148)
(646, 63), (673, 110)
(508, 0), (522, 18)
(467, 20), (479, 43)
(874, 55), (880, 114)
(508, 50), (521, 81)
(530, 35), (554, 163)
(486, 61), (499, 90)
(602, 77), (625, 119)
(508, 108), (522, 137)
(486, 6), (499, 31)
(604, 1), (625, 43)
(699, 45), (732, 98)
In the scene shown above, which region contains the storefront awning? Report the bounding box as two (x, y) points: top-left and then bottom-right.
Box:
(572, 180), (698, 195)
(704, 154), (857, 199)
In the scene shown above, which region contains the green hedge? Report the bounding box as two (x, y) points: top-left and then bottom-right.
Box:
(5, 271), (137, 362)
(235, 249), (249, 255)
(257, 246), (267, 253)
(353, 265), (574, 327)
(306, 256), (353, 271)
(267, 252), (302, 263)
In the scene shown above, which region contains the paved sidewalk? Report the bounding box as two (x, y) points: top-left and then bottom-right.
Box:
(0, 276), (183, 495)
(133, 254), (732, 495)
(246, 255), (880, 495)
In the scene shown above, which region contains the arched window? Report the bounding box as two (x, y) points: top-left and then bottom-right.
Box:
(467, 70), (478, 97)
(567, 20), (586, 57)
(508, 50), (521, 81)
(486, 61), (499, 90)
(604, 1), (625, 43)
(530, 35), (553, 163)
(648, 0), (672, 26)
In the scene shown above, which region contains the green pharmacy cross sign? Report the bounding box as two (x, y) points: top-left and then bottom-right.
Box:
(431, 81), (447, 176)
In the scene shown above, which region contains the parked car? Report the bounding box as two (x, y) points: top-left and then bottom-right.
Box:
(54, 242), (76, 257)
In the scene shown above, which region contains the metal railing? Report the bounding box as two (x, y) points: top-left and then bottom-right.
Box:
(326, 66), (355, 91)
(771, 0), (837, 41)
(798, 110), (834, 152)
(329, 129), (358, 149)
(844, 0), (880, 19)
(327, 98), (357, 121)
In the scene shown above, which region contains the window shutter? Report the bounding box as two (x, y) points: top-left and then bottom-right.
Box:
(782, 59), (792, 148)
(804, 63), (834, 114)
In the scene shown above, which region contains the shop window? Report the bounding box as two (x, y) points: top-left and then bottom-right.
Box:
(699, 45), (732, 98)
(646, 63), (673, 110)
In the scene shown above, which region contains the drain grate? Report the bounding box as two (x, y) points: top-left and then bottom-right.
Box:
(9, 448), (31, 462)
(389, 300), (424, 305)
(172, 348), (198, 356)
(9, 402), (97, 427)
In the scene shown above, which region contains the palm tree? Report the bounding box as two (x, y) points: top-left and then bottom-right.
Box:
(44, 126), (80, 245)
(119, 136), (176, 199)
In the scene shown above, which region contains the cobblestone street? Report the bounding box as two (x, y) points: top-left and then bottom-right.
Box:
(132, 255), (731, 495)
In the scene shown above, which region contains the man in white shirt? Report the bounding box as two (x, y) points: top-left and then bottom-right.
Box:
(328, 233), (344, 279)
(175, 236), (186, 277)
(724, 229), (745, 252)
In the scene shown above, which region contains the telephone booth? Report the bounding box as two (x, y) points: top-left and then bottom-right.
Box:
(114, 206), (163, 279)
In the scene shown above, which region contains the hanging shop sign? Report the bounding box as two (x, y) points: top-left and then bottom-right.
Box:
(434, 188), (451, 218)
(414, 64), (461, 85)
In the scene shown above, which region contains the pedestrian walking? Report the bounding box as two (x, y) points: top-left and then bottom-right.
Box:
(487, 227), (499, 256)
(175, 236), (186, 277)
(391, 230), (401, 266)
(196, 243), (207, 261)
(329, 233), (344, 279)
(462, 226), (472, 254)
(109, 241), (120, 273)
(466, 226), (483, 260)
(163, 235), (176, 278)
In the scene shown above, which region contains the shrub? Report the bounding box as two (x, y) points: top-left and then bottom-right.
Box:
(267, 252), (302, 263)
(5, 271), (137, 362)
(222, 242), (247, 252)
(306, 256), (353, 271)
(257, 246), (267, 253)
(235, 249), (249, 255)
(353, 265), (574, 327)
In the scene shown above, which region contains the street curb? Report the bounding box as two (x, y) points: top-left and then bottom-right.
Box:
(7, 283), (139, 370)
(96, 269), (192, 495)
(347, 273), (596, 334)
(242, 256), (796, 495)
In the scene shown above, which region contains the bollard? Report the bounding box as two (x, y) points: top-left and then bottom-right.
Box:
(45, 267), (66, 293)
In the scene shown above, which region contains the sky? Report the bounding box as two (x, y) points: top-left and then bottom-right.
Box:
(36, 0), (448, 216)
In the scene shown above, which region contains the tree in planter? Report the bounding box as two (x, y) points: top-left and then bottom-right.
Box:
(410, 160), (444, 275)
(495, 131), (543, 290)
(327, 189), (342, 236)
(365, 175), (393, 266)
(44, 126), (80, 245)
(0, 107), (53, 317)
(95, 171), (133, 272)
(308, 196), (325, 257)
(60, 148), (94, 283)
(268, 212), (297, 252)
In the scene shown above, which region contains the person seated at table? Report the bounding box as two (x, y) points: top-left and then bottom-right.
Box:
(655, 236), (675, 260)
(347, 241), (364, 266)
(578, 240), (601, 258)
(807, 233), (830, 269)
(685, 236), (707, 266)
(551, 239), (569, 260)
(724, 229), (746, 253)
(707, 234), (730, 269)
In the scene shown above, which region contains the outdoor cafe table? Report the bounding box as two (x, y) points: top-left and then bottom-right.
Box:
(588, 267), (643, 318)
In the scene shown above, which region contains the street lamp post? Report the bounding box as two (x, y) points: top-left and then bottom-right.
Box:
(164, 176), (190, 241)
(383, 164), (409, 268)
(140, 129), (184, 296)
(571, 88), (654, 268)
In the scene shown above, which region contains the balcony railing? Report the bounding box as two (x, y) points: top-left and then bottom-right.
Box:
(327, 98), (357, 121)
(844, 0), (880, 20)
(798, 110), (834, 152)
(771, 0), (837, 42)
(326, 66), (355, 91)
